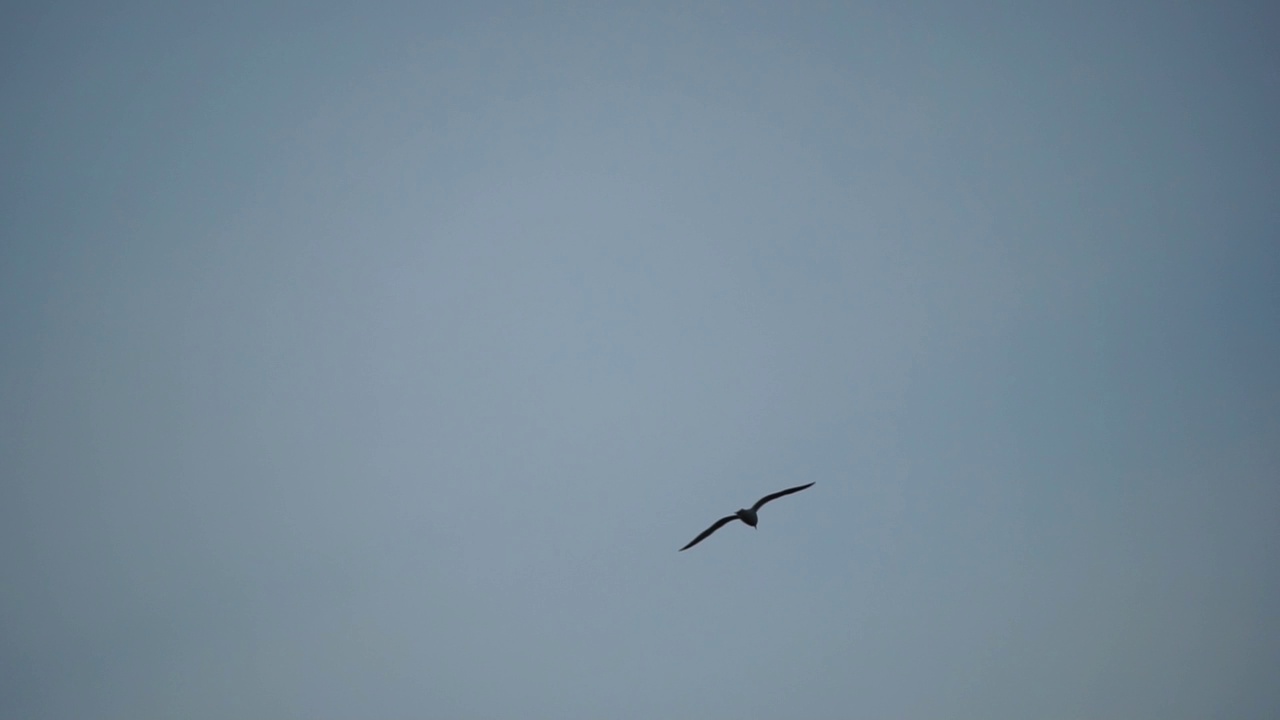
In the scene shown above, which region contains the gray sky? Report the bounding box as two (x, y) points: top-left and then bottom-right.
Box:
(3, 2), (1278, 718)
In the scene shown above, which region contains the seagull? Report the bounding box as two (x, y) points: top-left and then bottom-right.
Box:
(679, 482), (815, 551)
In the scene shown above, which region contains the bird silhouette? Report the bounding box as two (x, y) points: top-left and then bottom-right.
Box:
(679, 482), (815, 551)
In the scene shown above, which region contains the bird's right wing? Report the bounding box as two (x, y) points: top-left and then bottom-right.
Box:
(679, 515), (739, 551)
(751, 481), (816, 511)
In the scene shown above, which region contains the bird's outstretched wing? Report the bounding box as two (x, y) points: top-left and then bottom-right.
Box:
(751, 482), (816, 512)
(679, 515), (740, 551)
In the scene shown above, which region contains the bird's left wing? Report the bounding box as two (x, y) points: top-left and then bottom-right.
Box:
(679, 515), (739, 551)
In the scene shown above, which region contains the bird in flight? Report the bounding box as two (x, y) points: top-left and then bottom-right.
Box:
(679, 482), (815, 551)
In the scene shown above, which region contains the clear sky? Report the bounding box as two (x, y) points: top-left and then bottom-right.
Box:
(3, 2), (1278, 718)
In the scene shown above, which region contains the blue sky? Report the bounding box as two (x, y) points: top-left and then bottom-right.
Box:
(3, 2), (1278, 718)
